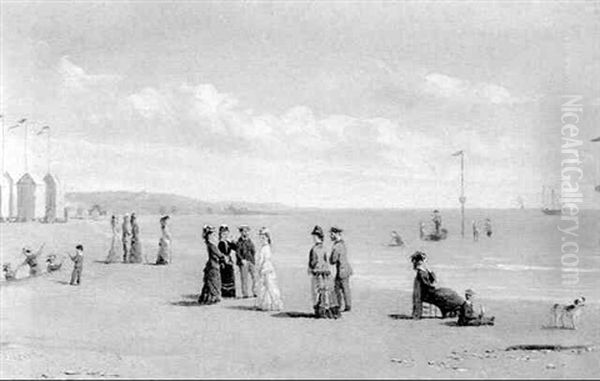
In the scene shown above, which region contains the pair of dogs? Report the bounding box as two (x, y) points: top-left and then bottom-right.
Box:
(550, 296), (586, 330)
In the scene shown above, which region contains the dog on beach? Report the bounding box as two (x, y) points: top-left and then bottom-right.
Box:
(550, 296), (586, 330)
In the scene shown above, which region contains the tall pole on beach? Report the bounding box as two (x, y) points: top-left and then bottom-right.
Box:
(452, 150), (466, 238)
(1, 114), (4, 176)
(37, 126), (51, 173)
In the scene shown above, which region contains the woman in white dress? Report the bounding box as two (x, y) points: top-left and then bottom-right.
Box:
(105, 215), (121, 263)
(255, 227), (284, 311)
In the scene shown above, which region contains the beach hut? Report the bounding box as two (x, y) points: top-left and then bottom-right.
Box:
(43, 173), (65, 223)
(0, 172), (17, 221)
(16, 173), (46, 222)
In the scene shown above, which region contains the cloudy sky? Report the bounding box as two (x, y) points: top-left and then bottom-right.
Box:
(1, 1), (599, 208)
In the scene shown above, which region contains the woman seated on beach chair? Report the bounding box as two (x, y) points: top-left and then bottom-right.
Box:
(411, 251), (464, 319)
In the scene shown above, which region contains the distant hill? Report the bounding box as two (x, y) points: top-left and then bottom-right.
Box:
(65, 191), (289, 215)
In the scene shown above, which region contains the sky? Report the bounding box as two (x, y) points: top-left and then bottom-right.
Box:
(1, 0), (599, 208)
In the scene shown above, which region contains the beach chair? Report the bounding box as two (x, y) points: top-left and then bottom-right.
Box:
(423, 302), (440, 318)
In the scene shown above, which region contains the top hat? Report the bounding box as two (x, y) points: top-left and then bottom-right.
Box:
(465, 288), (475, 296)
(238, 224), (251, 232)
(329, 226), (343, 233)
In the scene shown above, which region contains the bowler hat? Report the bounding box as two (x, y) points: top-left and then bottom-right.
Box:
(410, 250), (427, 263)
(219, 224), (229, 232)
(238, 224), (251, 232)
(329, 226), (343, 233)
(465, 288), (475, 296)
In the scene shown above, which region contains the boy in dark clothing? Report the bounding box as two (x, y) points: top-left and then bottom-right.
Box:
(69, 245), (84, 286)
(458, 289), (495, 326)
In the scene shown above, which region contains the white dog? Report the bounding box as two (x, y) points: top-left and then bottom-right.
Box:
(550, 297), (586, 330)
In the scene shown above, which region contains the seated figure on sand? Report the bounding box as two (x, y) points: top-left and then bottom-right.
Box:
(20, 244), (45, 276)
(411, 251), (464, 319)
(457, 289), (495, 326)
(389, 231), (404, 247)
(46, 254), (64, 272)
(3, 263), (16, 281)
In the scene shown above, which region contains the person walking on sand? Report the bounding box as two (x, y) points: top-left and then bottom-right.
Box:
(236, 225), (257, 298)
(122, 214), (132, 263)
(329, 226), (353, 312)
(308, 225), (339, 318)
(155, 215), (172, 265)
(472, 220), (480, 242)
(255, 227), (283, 311)
(105, 215), (121, 263)
(483, 218), (493, 238)
(218, 224), (237, 298)
(129, 213), (143, 263)
(198, 225), (227, 305)
(69, 244), (84, 286)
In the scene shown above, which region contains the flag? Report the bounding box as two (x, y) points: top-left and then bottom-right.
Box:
(451, 150), (464, 156)
(8, 118), (27, 130)
(36, 126), (50, 135)
(591, 137), (600, 142)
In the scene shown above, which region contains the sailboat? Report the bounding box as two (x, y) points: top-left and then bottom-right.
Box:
(541, 186), (561, 215)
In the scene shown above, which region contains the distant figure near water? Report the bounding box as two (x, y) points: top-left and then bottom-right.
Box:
(411, 251), (464, 319)
(472, 220), (480, 242)
(389, 231), (404, 247)
(129, 213), (143, 263)
(69, 244), (84, 286)
(105, 215), (121, 263)
(122, 214), (132, 262)
(483, 218), (493, 238)
(155, 215), (172, 265)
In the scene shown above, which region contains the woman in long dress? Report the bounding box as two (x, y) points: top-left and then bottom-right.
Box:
(308, 225), (339, 318)
(218, 224), (237, 298)
(255, 227), (283, 311)
(411, 251), (464, 319)
(105, 215), (121, 263)
(198, 225), (227, 305)
(155, 215), (171, 265)
(129, 213), (143, 263)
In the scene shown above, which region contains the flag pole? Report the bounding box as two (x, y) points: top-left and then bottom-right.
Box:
(1, 115), (4, 176)
(24, 122), (29, 174)
(460, 152), (465, 238)
(46, 127), (51, 174)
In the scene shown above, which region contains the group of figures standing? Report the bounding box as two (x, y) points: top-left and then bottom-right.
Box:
(105, 213), (171, 265)
(196, 223), (353, 318)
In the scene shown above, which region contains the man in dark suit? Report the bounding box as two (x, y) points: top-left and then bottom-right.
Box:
(329, 226), (353, 312)
(236, 225), (257, 298)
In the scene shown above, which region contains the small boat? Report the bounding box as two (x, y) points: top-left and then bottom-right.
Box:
(541, 186), (560, 216)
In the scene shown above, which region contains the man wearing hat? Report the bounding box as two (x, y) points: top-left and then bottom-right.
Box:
(329, 226), (353, 312)
(458, 288), (495, 326)
(236, 224), (257, 298)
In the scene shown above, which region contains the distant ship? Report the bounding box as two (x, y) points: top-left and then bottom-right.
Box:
(541, 186), (561, 215)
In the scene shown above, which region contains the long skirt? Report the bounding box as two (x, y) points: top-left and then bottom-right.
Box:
(198, 266), (222, 304)
(423, 287), (464, 317)
(105, 235), (121, 263)
(311, 272), (339, 319)
(220, 263), (236, 298)
(129, 237), (143, 263)
(156, 238), (171, 265)
(256, 272), (283, 311)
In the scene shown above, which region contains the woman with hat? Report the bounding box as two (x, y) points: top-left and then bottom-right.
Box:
(218, 224), (237, 298)
(411, 251), (464, 319)
(155, 215), (172, 265)
(308, 225), (339, 318)
(198, 225), (227, 305)
(255, 227), (283, 311)
(105, 215), (121, 264)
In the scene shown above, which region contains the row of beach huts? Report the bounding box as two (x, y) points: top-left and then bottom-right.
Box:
(0, 171), (66, 223)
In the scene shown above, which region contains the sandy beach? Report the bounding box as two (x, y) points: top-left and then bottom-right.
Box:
(1, 211), (599, 378)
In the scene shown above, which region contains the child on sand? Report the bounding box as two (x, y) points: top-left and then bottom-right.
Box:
(46, 254), (64, 272)
(458, 289), (495, 326)
(69, 245), (84, 286)
(20, 244), (45, 276)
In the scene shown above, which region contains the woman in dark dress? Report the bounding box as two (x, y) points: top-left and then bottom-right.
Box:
(218, 224), (237, 298)
(198, 225), (227, 305)
(411, 251), (464, 319)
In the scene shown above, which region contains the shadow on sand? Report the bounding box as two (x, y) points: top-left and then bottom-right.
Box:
(170, 300), (201, 307)
(388, 313), (444, 320)
(54, 280), (71, 286)
(271, 311), (315, 319)
(226, 305), (260, 312)
(442, 321), (460, 327)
